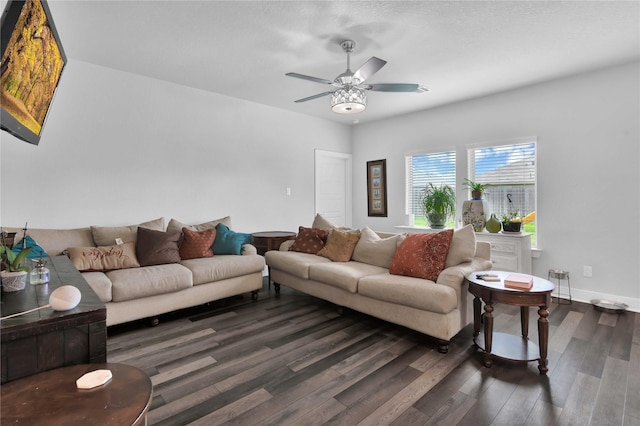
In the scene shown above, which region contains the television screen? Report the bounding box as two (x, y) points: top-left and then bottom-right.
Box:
(1, 0), (66, 145)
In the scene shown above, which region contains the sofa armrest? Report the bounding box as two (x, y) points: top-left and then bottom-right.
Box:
(242, 244), (257, 255)
(475, 241), (491, 260)
(436, 257), (494, 291)
(279, 240), (295, 251)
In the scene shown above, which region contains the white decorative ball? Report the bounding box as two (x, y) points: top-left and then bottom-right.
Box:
(49, 285), (81, 311)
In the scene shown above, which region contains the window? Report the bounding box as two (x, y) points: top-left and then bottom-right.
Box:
(405, 150), (456, 227)
(468, 139), (537, 245)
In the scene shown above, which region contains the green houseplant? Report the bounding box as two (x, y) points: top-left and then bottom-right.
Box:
(0, 242), (32, 292)
(462, 178), (491, 200)
(501, 211), (522, 233)
(421, 183), (456, 229)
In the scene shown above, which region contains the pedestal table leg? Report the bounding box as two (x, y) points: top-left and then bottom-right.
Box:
(473, 296), (481, 338)
(520, 306), (529, 339)
(483, 302), (494, 368)
(537, 305), (549, 375)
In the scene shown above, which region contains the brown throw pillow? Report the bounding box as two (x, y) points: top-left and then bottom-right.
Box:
(289, 226), (329, 254)
(317, 229), (361, 262)
(136, 227), (181, 266)
(389, 230), (454, 281)
(68, 242), (140, 272)
(179, 227), (216, 260)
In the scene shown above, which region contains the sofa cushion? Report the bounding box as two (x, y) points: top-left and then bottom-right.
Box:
(108, 263), (193, 302)
(2, 227), (94, 257)
(68, 242), (140, 272)
(181, 255), (265, 285)
(136, 227), (181, 266)
(311, 213), (336, 231)
(265, 250), (331, 279)
(179, 227), (215, 260)
(81, 271), (113, 303)
(289, 226), (329, 254)
(309, 261), (387, 293)
(389, 230), (453, 281)
(445, 224), (476, 268)
(91, 217), (165, 246)
(166, 216), (232, 234)
(213, 223), (253, 255)
(317, 229), (361, 262)
(358, 273), (458, 314)
(352, 227), (402, 268)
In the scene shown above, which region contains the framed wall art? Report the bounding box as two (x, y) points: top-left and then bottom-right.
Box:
(1, 0), (67, 145)
(367, 159), (387, 217)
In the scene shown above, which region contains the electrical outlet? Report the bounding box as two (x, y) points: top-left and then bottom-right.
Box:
(583, 265), (592, 277)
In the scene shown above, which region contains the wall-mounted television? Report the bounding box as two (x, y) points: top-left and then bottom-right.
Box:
(1, 0), (66, 145)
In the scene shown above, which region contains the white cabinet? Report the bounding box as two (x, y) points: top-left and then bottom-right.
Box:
(475, 232), (532, 274)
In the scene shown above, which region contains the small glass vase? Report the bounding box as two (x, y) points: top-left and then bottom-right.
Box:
(29, 258), (50, 285)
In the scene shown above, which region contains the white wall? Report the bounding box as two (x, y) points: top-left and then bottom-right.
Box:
(1, 60), (351, 232)
(351, 61), (640, 311)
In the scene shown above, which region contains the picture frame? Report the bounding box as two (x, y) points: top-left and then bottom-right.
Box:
(1, 0), (67, 145)
(367, 159), (387, 217)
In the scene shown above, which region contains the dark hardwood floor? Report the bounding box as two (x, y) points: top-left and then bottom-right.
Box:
(107, 279), (640, 425)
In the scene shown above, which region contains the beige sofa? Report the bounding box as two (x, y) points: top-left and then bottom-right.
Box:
(4, 217), (265, 326)
(265, 224), (492, 353)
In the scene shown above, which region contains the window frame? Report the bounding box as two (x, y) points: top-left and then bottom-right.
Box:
(405, 148), (457, 227)
(467, 136), (538, 247)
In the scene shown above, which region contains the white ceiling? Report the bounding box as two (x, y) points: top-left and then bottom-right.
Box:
(46, 0), (639, 125)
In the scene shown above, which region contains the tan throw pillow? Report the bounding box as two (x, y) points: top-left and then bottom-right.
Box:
(445, 224), (477, 268)
(179, 227), (215, 260)
(68, 242), (140, 272)
(352, 227), (403, 269)
(166, 216), (232, 234)
(311, 213), (336, 231)
(91, 217), (165, 246)
(289, 226), (329, 254)
(317, 229), (361, 262)
(389, 230), (454, 281)
(136, 227), (181, 266)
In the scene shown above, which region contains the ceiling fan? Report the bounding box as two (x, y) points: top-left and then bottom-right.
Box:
(286, 39), (427, 114)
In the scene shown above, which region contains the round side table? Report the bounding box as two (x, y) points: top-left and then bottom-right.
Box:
(466, 271), (554, 375)
(1, 363), (152, 425)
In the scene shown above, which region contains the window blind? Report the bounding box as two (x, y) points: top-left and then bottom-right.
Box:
(405, 151), (456, 217)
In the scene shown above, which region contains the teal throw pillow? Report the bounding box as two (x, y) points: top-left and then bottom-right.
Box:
(212, 224), (253, 255)
(12, 236), (48, 259)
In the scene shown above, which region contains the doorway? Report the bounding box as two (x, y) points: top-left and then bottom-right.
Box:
(314, 150), (352, 228)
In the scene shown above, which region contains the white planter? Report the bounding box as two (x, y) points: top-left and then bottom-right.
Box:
(1, 270), (28, 292)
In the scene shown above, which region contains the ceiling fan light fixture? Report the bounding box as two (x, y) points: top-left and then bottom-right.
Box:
(331, 86), (366, 114)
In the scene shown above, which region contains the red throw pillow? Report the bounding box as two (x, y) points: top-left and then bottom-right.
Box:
(389, 230), (454, 281)
(179, 227), (216, 260)
(289, 226), (329, 254)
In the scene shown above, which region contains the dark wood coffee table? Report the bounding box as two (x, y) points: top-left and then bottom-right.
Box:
(466, 270), (554, 375)
(1, 363), (152, 425)
(1, 255), (106, 383)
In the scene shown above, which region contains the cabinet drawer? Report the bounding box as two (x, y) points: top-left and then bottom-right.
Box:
(491, 255), (518, 272)
(490, 242), (517, 255)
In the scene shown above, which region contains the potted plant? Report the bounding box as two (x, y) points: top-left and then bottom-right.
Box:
(421, 183), (455, 229)
(462, 178), (491, 200)
(0, 241), (32, 292)
(501, 211), (522, 233)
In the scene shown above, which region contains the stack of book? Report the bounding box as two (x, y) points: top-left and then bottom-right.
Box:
(504, 273), (534, 290)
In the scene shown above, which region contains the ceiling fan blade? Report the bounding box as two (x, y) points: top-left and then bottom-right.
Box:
(352, 56), (387, 84)
(286, 72), (333, 85)
(365, 83), (426, 93)
(294, 91), (334, 103)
